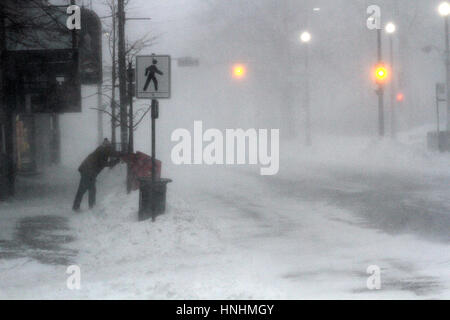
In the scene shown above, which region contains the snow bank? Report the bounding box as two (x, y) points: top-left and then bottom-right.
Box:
(281, 125), (450, 177)
(67, 166), (242, 299)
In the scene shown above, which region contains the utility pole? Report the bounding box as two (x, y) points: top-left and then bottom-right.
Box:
(95, 0), (103, 146)
(110, 1), (117, 145)
(389, 35), (396, 138)
(117, 0), (128, 151)
(445, 14), (450, 131)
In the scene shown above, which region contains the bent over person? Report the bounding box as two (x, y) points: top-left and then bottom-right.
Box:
(73, 139), (120, 212)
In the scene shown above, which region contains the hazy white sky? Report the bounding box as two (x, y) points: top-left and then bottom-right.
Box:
(57, 0), (449, 154)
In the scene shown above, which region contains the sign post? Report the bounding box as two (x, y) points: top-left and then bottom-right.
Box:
(136, 55), (170, 180)
(135, 54), (171, 221)
(151, 99), (159, 181)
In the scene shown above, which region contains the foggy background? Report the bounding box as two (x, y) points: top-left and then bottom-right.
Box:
(55, 0), (447, 167)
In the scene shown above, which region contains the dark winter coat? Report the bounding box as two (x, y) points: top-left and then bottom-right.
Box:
(78, 145), (119, 178)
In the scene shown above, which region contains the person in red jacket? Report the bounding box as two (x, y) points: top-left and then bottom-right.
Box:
(72, 139), (120, 212)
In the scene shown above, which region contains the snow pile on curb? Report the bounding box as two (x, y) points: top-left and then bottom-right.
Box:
(281, 125), (450, 176)
(67, 166), (241, 298)
(71, 166), (224, 256)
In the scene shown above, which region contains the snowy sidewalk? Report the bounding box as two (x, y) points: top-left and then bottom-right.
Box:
(0, 215), (76, 265)
(0, 168), (79, 264)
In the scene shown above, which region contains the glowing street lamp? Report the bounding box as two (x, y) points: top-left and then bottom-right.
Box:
(232, 64), (246, 79)
(385, 22), (396, 34)
(300, 31), (311, 43)
(439, 2), (450, 16)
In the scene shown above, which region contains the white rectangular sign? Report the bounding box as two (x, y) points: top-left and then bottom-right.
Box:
(136, 55), (171, 99)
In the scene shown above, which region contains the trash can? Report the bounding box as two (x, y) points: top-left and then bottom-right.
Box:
(138, 177), (172, 221)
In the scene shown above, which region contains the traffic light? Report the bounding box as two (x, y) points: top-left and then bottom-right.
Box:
(396, 92), (404, 102)
(374, 64), (389, 84)
(232, 64), (246, 79)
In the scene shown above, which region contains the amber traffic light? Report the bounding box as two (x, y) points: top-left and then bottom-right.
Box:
(232, 64), (246, 79)
(374, 64), (389, 84)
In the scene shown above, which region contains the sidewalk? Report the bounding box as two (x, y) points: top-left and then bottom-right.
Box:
(0, 167), (78, 266)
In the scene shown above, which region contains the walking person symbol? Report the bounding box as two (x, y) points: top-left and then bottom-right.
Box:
(143, 59), (163, 91)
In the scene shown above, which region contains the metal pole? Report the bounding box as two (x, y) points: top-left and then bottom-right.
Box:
(377, 28), (385, 137)
(437, 89), (441, 134)
(445, 16), (450, 131)
(128, 62), (134, 153)
(436, 85), (442, 152)
(304, 43), (311, 146)
(126, 63), (133, 193)
(151, 100), (156, 182)
(389, 36), (396, 139)
(111, 2), (117, 145)
(118, 0), (128, 151)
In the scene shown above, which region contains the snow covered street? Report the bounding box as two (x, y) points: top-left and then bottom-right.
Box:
(3, 0), (450, 305)
(0, 136), (449, 299)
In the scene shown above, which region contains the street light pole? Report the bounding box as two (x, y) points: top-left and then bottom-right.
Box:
(445, 15), (450, 131)
(304, 43), (311, 146)
(300, 31), (312, 146)
(439, 2), (450, 131)
(377, 28), (385, 137)
(386, 22), (397, 139)
(389, 35), (396, 138)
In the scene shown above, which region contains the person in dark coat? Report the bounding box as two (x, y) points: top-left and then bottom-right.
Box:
(72, 139), (120, 211)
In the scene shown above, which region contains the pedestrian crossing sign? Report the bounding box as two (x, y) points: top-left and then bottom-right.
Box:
(136, 55), (171, 99)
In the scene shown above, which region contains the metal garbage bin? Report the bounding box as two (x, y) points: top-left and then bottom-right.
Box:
(138, 177), (172, 221)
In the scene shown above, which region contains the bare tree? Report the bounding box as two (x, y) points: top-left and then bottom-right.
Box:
(3, 0), (71, 50)
(101, 0), (157, 151)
